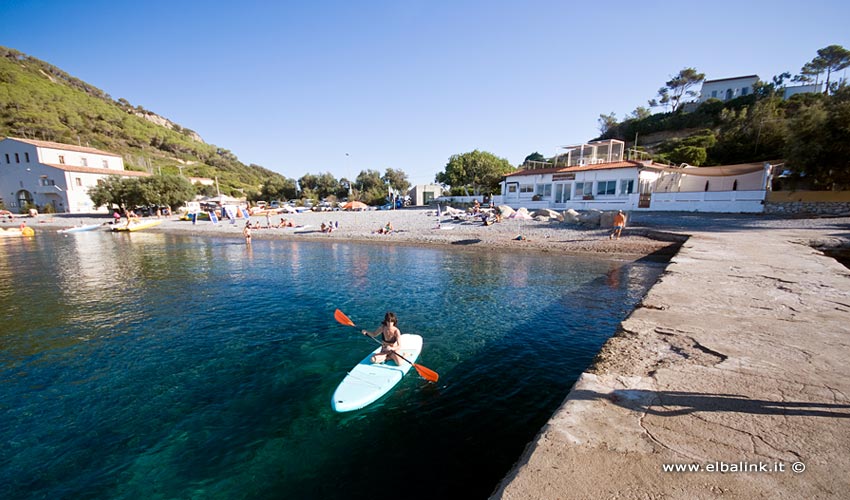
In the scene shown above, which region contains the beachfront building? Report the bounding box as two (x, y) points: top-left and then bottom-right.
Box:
(0, 137), (149, 214)
(497, 139), (773, 213)
(407, 184), (443, 206)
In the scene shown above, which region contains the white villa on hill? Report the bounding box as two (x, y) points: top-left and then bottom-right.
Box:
(699, 75), (759, 102)
(497, 139), (773, 213)
(0, 137), (149, 214)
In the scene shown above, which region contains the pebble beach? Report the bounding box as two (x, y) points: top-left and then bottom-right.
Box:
(14, 207), (686, 258)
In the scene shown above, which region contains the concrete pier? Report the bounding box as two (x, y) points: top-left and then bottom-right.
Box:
(493, 224), (850, 499)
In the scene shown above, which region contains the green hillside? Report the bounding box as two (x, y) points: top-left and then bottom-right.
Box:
(594, 52), (850, 190)
(0, 46), (283, 196)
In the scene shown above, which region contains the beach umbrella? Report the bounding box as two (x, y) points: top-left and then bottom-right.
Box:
(342, 201), (368, 211)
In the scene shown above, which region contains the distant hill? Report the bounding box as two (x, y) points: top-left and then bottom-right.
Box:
(0, 46), (284, 196)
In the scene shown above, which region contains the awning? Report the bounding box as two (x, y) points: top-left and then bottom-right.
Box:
(646, 162), (770, 177)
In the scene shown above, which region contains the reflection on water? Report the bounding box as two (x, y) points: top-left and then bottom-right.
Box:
(0, 232), (667, 499)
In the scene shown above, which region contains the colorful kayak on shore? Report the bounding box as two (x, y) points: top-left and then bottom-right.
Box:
(332, 334), (423, 412)
(111, 219), (164, 232)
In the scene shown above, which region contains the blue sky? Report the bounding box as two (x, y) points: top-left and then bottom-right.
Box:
(2, 0), (848, 185)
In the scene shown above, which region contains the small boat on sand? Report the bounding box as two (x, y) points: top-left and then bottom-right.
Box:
(58, 223), (104, 233)
(111, 219), (164, 232)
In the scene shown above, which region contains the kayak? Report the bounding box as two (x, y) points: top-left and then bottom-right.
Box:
(111, 219), (164, 232)
(332, 334), (423, 412)
(58, 223), (103, 233)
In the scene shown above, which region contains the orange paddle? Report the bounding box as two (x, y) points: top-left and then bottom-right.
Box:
(334, 309), (439, 383)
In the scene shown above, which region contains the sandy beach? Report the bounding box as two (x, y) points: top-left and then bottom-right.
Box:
(14, 207), (684, 258)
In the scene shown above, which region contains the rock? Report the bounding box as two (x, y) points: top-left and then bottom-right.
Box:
(578, 210), (602, 227)
(563, 209), (581, 223)
(532, 209), (563, 221)
(498, 205), (515, 218)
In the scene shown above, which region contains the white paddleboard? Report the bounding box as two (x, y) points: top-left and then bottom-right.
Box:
(332, 334), (423, 412)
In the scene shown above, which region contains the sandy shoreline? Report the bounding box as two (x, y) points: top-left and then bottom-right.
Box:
(11, 208), (683, 258)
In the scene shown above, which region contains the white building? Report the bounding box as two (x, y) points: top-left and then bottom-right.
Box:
(783, 83), (823, 99)
(698, 75), (759, 102)
(498, 140), (774, 213)
(0, 137), (149, 214)
(407, 184), (443, 206)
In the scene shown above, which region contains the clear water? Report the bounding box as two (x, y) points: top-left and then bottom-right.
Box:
(0, 232), (666, 499)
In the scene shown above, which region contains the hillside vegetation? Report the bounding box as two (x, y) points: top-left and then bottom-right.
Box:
(595, 46), (850, 189)
(0, 46), (283, 196)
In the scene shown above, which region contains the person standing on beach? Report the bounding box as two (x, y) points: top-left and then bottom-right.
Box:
(362, 312), (402, 366)
(610, 210), (627, 240)
(243, 221), (252, 245)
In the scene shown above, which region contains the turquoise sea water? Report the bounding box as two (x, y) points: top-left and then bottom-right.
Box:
(0, 232), (666, 499)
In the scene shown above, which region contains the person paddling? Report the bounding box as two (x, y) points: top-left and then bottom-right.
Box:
(362, 312), (402, 365)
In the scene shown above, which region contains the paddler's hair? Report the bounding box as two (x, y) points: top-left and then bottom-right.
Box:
(382, 312), (398, 327)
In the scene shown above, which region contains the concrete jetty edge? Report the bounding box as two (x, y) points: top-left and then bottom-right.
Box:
(491, 226), (850, 499)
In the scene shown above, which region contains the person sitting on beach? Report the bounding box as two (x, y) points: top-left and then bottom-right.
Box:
(375, 221), (394, 234)
(472, 199), (481, 214)
(362, 312), (402, 366)
(321, 222), (332, 233)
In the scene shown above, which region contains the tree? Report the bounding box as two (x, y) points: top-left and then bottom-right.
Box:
(630, 106), (652, 120)
(87, 175), (145, 210)
(648, 87), (671, 112)
(355, 169), (384, 203)
(785, 87), (850, 189)
(258, 176), (297, 201)
(598, 112), (619, 135)
(435, 150), (514, 196)
(806, 45), (850, 95)
(524, 152), (546, 163)
(142, 174), (194, 209)
(382, 168), (410, 194)
(657, 68), (705, 112)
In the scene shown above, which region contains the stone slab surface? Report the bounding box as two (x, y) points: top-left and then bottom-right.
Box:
(492, 227), (850, 499)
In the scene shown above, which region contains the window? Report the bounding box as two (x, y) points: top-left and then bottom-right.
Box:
(39, 177), (55, 186)
(76, 177), (83, 187)
(711, 90), (717, 98)
(741, 87), (749, 96)
(574, 182), (590, 196)
(24, 152), (30, 162)
(597, 180), (616, 196)
(4, 154), (8, 163)
(704, 180), (710, 191)
(620, 179), (635, 194)
(507, 184), (517, 193)
(536, 184), (552, 197)
(15, 153), (20, 163)
(732, 180), (738, 191)
(81, 157), (88, 167)
(520, 184), (534, 194)
(102, 159), (108, 168)
(58, 155), (65, 164)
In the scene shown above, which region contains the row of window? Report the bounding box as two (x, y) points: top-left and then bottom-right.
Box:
(3, 152), (108, 168)
(4, 152), (31, 163)
(510, 179), (636, 199)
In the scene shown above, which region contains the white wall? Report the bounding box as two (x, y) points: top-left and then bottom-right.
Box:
(647, 190), (766, 213)
(699, 77), (758, 102)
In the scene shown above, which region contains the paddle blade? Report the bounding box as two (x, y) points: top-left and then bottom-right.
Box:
(413, 363), (439, 383)
(334, 309), (356, 327)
